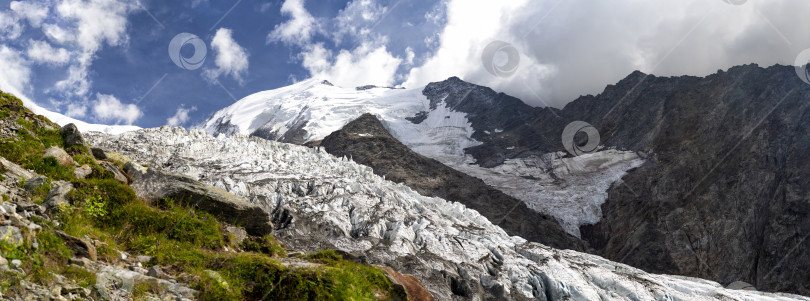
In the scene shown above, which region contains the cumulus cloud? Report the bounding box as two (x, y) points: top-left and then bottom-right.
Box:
(268, 0), (404, 87)
(10, 1), (49, 28)
(405, 0), (810, 107)
(65, 103), (87, 118)
(267, 0), (318, 46)
(166, 105), (198, 126)
(0, 45), (32, 96)
(46, 0), (139, 97)
(27, 40), (71, 65)
(301, 42), (401, 87)
(203, 28), (249, 84)
(92, 93), (142, 125)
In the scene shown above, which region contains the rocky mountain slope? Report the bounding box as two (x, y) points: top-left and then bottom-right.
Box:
(0, 91), (414, 300)
(85, 125), (810, 300)
(569, 64), (810, 295)
(203, 64), (810, 295)
(319, 113), (583, 251)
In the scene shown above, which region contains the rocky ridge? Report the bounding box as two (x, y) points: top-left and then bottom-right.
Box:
(319, 113), (584, 250)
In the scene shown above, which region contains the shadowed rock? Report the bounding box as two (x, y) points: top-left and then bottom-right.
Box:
(123, 161), (273, 236)
(55, 230), (97, 261)
(60, 123), (88, 150)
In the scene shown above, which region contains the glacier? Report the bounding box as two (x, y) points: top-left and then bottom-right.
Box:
(202, 78), (645, 236)
(86, 127), (808, 301)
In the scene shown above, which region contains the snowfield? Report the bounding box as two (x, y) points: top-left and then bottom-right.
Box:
(87, 127), (809, 301)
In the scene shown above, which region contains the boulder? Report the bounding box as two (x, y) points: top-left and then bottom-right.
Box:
(147, 266), (173, 280)
(90, 148), (108, 160)
(224, 226), (247, 246)
(74, 165), (92, 179)
(60, 123), (88, 150)
(23, 176), (47, 193)
(0, 202), (16, 214)
(55, 231), (97, 261)
(0, 226), (23, 247)
(43, 146), (74, 166)
(0, 156), (37, 181)
(44, 181), (73, 212)
(99, 162), (128, 184)
(15, 201), (44, 215)
(123, 161), (273, 236)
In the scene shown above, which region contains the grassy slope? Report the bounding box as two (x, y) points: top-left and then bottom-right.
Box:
(0, 91), (406, 300)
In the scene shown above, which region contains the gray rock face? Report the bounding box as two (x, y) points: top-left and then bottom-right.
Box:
(569, 65), (810, 295)
(408, 66), (810, 296)
(123, 161), (273, 236)
(321, 113), (585, 251)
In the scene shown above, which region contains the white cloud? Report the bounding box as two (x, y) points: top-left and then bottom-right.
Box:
(27, 40), (71, 65)
(92, 93), (142, 125)
(267, 0), (318, 46)
(0, 11), (22, 40)
(65, 103), (87, 118)
(203, 28), (249, 84)
(267, 0), (403, 87)
(301, 42), (401, 87)
(405, 0), (810, 108)
(44, 0), (139, 97)
(0, 46), (32, 96)
(404, 46), (415, 65)
(333, 0), (387, 44)
(166, 105), (198, 126)
(10, 1), (49, 28)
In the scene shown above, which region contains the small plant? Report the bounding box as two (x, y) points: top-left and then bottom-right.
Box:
(82, 193), (108, 219)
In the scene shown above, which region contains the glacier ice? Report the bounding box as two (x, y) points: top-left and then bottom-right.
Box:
(86, 127), (808, 301)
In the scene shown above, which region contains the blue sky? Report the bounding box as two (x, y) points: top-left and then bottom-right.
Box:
(0, 0), (446, 127)
(1, 0), (810, 128)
